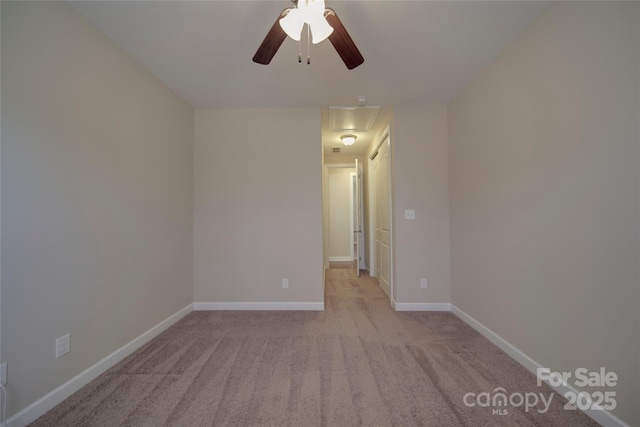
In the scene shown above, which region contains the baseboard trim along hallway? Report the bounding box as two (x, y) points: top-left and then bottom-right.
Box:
(193, 302), (324, 311)
(394, 302), (451, 311)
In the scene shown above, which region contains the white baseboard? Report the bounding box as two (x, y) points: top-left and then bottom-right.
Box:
(193, 302), (324, 311)
(329, 256), (353, 262)
(6, 304), (193, 427)
(394, 302), (451, 311)
(450, 304), (629, 427)
(450, 304), (540, 372)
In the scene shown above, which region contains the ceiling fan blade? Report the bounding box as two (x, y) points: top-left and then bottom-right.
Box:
(253, 10), (288, 65)
(325, 9), (364, 70)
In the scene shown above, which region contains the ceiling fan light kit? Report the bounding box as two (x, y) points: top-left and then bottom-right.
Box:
(253, 0), (364, 69)
(280, 0), (333, 44)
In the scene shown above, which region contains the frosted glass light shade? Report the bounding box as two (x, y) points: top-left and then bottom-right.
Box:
(341, 135), (357, 146)
(310, 18), (334, 44)
(279, 8), (303, 41)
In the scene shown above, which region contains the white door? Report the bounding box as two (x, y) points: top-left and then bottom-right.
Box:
(373, 137), (391, 298)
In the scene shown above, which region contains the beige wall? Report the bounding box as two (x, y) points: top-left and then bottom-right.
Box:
(392, 106), (450, 305)
(449, 2), (639, 425)
(1, 1), (194, 419)
(194, 108), (323, 304)
(328, 167), (355, 259)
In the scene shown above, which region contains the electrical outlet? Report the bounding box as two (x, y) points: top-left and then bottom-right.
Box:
(1, 362), (7, 385)
(282, 278), (289, 289)
(404, 209), (416, 220)
(56, 334), (70, 359)
(420, 278), (428, 289)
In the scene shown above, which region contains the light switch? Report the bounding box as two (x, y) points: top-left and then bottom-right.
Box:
(404, 209), (415, 220)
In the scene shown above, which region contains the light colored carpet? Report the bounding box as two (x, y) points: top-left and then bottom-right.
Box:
(31, 269), (599, 426)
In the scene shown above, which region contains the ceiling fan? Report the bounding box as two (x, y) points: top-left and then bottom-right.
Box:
(252, 0), (364, 70)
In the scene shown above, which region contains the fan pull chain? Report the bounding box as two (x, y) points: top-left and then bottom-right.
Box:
(298, 38), (302, 63)
(307, 25), (311, 64)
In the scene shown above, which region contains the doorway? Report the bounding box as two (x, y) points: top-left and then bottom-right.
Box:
(323, 161), (367, 277)
(320, 106), (393, 302)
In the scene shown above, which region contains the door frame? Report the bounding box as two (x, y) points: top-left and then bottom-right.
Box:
(323, 163), (357, 268)
(350, 171), (356, 262)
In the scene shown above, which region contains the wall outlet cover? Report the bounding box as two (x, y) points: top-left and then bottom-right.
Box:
(56, 334), (71, 359)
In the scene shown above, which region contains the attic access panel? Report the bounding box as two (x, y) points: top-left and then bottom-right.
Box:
(329, 106), (380, 132)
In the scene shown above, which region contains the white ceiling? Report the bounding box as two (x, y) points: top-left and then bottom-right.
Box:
(70, 0), (552, 154)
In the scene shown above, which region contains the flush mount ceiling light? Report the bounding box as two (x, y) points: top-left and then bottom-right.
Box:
(341, 135), (357, 146)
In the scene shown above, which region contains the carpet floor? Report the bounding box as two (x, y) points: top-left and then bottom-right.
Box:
(31, 268), (599, 426)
